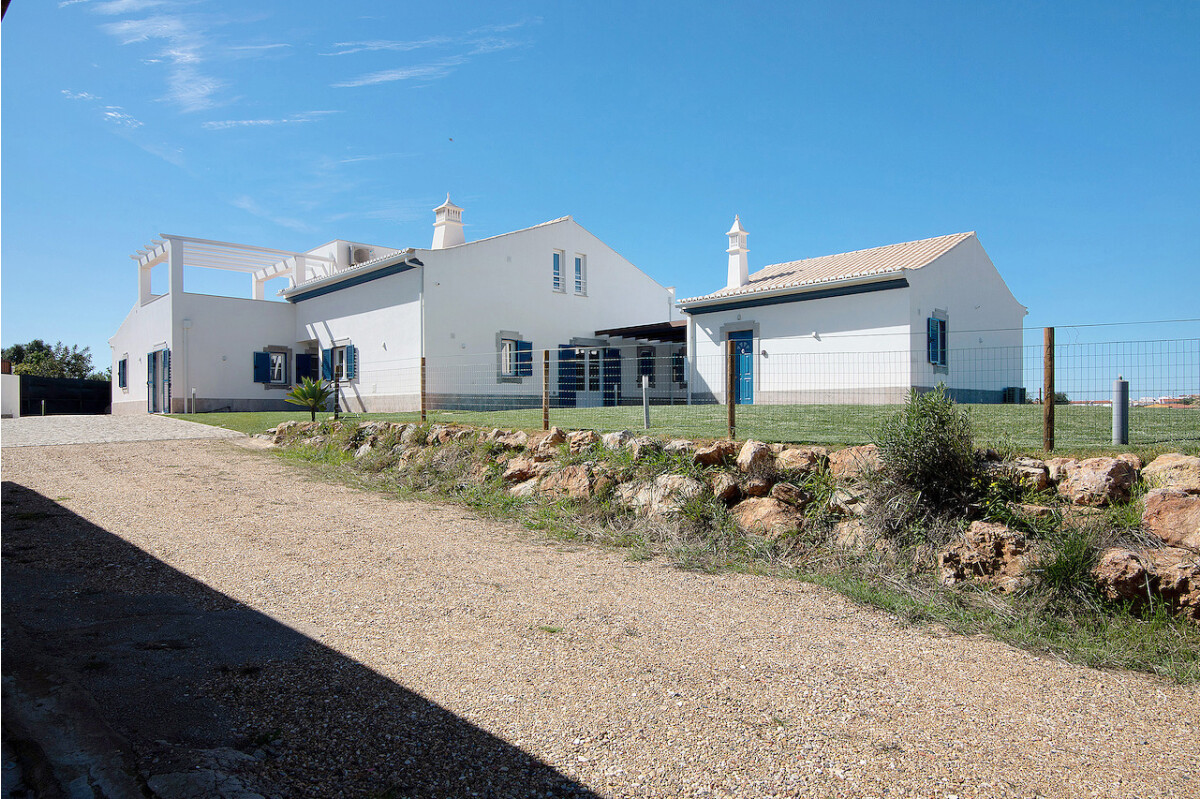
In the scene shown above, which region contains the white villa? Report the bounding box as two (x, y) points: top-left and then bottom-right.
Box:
(109, 198), (685, 415)
(678, 219), (1028, 405)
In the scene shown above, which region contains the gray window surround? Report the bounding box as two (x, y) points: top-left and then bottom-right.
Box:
(495, 330), (526, 383)
(261, 345), (293, 390)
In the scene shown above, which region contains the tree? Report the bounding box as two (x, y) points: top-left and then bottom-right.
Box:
(2, 339), (97, 380)
(284, 377), (334, 422)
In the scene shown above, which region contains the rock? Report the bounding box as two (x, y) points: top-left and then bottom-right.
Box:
(425, 424), (448, 445)
(743, 476), (773, 497)
(1009, 502), (1056, 521)
(602, 430), (635, 450)
(399, 424), (423, 447)
(692, 440), (737, 467)
(730, 498), (801, 539)
(494, 429), (530, 449)
(530, 427), (567, 458)
(774, 447), (822, 475)
(711, 473), (740, 503)
(664, 439), (696, 455)
(540, 463), (612, 501)
(1143, 453), (1200, 494)
(1045, 457), (1076, 484)
(769, 482), (810, 507)
(938, 521), (1030, 593)
(832, 518), (868, 551)
(502, 456), (550, 483)
(1060, 505), (1106, 529)
(1011, 457), (1050, 492)
(1116, 452), (1143, 470)
(630, 436), (662, 461)
(1142, 489), (1200, 551)
(736, 440), (774, 475)
(509, 477), (541, 497)
(1094, 546), (1200, 620)
(567, 429), (600, 453)
(353, 438), (377, 459)
(271, 420), (300, 444)
(1057, 457), (1138, 506)
(467, 461), (492, 484)
(616, 474), (705, 517)
(829, 445), (880, 482)
(829, 486), (867, 517)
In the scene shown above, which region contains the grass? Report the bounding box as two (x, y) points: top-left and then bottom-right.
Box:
(173, 401), (1199, 454)
(262, 425), (1200, 683)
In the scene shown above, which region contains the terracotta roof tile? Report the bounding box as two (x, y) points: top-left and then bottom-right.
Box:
(679, 232), (975, 305)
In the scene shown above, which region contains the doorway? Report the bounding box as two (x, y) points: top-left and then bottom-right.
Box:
(728, 331), (753, 405)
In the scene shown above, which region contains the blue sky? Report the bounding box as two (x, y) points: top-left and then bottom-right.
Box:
(2, 0), (1197, 370)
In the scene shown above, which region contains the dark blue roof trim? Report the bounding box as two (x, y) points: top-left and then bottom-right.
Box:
(287, 261), (419, 303)
(683, 277), (908, 315)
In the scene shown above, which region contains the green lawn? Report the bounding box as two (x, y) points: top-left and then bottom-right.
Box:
(173, 401), (1199, 455)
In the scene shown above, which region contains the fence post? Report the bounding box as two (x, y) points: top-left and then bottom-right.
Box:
(1043, 327), (1055, 452)
(1112, 375), (1129, 445)
(642, 375), (650, 429)
(726, 339), (736, 440)
(419, 356), (427, 422)
(542, 349), (550, 431)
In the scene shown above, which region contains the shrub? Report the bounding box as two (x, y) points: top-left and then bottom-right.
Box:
(867, 386), (979, 543)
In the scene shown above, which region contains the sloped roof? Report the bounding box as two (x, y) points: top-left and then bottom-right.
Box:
(678, 231), (975, 306)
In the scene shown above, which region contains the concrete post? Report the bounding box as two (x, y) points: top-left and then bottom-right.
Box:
(642, 375), (650, 429)
(1112, 375), (1129, 445)
(168, 238), (185, 297)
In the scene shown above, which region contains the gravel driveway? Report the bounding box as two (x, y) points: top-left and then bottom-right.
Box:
(3, 439), (1198, 798)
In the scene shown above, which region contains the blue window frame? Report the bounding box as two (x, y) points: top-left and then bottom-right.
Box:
(927, 317), (948, 367)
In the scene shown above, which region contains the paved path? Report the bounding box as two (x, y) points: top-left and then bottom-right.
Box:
(0, 414), (243, 447)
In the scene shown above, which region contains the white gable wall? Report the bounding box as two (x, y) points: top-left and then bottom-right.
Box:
(905, 236), (1027, 401)
(109, 294), (174, 415)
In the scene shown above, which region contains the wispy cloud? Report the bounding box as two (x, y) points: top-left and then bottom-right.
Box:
(62, 89), (102, 101)
(202, 110), (341, 130)
(89, 0), (171, 14)
(102, 106), (144, 127)
(231, 195), (310, 233)
(101, 13), (226, 112)
(329, 19), (537, 89)
(332, 58), (466, 88)
(321, 37), (450, 57)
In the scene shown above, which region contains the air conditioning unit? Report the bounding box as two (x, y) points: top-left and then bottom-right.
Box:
(351, 247), (372, 265)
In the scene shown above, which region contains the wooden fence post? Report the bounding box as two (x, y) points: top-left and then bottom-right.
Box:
(419, 356), (427, 423)
(726, 339), (736, 440)
(542, 349), (550, 431)
(1043, 327), (1055, 452)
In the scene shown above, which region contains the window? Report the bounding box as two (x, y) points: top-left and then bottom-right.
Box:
(117, 357), (128, 390)
(253, 348), (291, 386)
(672, 352), (686, 386)
(501, 339), (517, 377)
(321, 345), (358, 382)
(574, 254), (587, 295)
(638, 346), (656, 388)
(927, 317), (948, 368)
(552, 251), (565, 292)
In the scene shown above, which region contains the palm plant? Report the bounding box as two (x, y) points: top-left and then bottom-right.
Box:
(284, 377), (334, 422)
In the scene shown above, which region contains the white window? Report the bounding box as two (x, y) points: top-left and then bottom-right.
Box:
(552, 251), (565, 292)
(500, 339), (517, 377)
(574, 254), (587, 295)
(269, 352), (286, 384)
(334, 346), (348, 380)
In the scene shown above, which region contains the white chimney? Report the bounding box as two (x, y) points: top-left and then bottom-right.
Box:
(726, 215), (748, 289)
(432, 194), (465, 249)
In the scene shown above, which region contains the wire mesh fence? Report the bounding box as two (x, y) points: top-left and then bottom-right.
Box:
(340, 327), (1199, 451)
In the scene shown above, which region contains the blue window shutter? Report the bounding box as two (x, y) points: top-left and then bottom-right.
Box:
(253, 351), (271, 383)
(516, 340), (533, 376)
(321, 349), (333, 380)
(346, 345), (358, 379)
(938, 320), (947, 366)
(927, 318), (938, 364)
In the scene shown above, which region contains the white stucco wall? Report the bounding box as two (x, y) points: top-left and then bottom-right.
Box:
(109, 294), (174, 415)
(905, 236), (1027, 400)
(686, 284), (913, 404)
(173, 292), (298, 412)
(294, 266), (424, 412)
(1, 374), (20, 418)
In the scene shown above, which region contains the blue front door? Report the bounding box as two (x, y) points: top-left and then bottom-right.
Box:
(729, 331), (753, 405)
